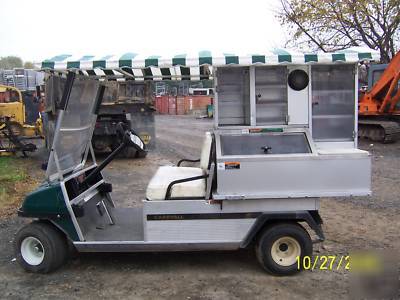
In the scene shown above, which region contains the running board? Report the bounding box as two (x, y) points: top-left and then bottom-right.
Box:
(73, 241), (240, 252)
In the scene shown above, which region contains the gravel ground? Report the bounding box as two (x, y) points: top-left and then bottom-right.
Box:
(0, 115), (399, 299)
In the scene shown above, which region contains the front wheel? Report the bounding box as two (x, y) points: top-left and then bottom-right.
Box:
(14, 221), (68, 273)
(256, 222), (312, 276)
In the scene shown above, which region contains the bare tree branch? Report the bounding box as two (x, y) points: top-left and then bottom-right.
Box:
(278, 0), (400, 62)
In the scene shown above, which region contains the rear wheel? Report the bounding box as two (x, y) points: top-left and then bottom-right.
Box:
(14, 221), (68, 273)
(256, 222), (312, 276)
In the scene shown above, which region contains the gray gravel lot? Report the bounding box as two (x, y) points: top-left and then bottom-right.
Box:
(0, 115), (399, 299)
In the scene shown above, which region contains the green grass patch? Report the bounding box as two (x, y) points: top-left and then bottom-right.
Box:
(0, 157), (41, 217)
(0, 157), (29, 214)
(0, 157), (27, 183)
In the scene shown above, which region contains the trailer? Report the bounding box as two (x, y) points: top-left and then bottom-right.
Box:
(14, 49), (375, 275)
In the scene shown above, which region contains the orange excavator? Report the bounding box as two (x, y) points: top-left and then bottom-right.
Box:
(358, 51), (400, 143)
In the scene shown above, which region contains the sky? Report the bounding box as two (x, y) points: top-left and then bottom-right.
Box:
(0, 0), (287, 62)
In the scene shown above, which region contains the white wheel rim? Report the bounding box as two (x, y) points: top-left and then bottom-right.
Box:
(271, 236), (301, 267)
(21, 237), (45, 266)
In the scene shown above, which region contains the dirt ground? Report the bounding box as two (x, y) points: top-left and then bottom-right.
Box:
(0, 115), (399, 299)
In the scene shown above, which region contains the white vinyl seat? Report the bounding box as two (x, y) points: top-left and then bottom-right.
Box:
(146, 132), (213, 200)
(146, 166), (206, 200)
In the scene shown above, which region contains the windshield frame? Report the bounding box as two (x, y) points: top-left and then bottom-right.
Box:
(45, 73), (103, 182)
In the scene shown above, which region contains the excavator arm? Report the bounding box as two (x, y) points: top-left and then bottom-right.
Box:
(360, 52), (400, 115)
(358, 52), (400, 143)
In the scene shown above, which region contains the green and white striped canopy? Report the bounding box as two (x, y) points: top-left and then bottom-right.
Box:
(35, 47), (380, 80)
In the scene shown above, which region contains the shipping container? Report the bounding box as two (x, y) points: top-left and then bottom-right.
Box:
(155, 95), (169, 114)
(155, 94), (212, 115)
(168, 96), (177, 115)
(184, 95), (213, 114)
(176, 96), (186, 115)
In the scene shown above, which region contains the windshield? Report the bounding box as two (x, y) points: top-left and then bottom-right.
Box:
(0, 86), (21, 103)
(47, 78), (99, 180)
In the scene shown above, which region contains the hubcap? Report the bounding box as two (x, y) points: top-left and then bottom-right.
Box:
(21, 237), (45, 266)
(271, 236), (301, 267)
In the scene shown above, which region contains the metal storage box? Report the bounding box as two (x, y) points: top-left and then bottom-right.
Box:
(214, 131), (371, 199)
(213, 64), (372, 200)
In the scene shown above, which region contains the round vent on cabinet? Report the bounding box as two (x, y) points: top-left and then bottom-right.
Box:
(288, 69), (309, 91)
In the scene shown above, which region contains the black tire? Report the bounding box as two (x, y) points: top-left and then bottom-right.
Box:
(120, 146), (137, 158)
(135, 150), (147, 158)
(256, 222), (312, 276)
(14, 221), (68, 273)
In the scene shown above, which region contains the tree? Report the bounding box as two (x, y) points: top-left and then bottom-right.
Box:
(278, 0), (400, 62)
(0, 56), (23, 69)
(23, 61), (34, 69)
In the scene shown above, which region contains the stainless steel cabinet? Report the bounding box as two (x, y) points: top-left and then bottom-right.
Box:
(255, 66), (288, 125)
(217, 67), (250, 126)
(311, 65), (355, 141)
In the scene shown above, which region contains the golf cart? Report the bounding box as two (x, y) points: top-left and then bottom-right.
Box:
(14, 49), (376, 275)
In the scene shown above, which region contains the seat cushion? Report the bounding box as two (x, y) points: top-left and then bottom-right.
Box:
(199, 132), (213, 170)
(146, 166), (206, 200)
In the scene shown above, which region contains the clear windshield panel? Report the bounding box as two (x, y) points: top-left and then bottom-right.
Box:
(47, 78), (99, 178)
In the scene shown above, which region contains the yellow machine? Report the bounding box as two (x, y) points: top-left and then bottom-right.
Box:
(0, 85), (25, 122)
(0, 85), (42, 155)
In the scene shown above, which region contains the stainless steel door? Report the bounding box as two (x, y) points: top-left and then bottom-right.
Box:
(217, 67), (250, 126)
(255, 66), (288, 125)
(311, 65), (355, 141)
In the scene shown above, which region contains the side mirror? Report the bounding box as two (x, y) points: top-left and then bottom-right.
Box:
(116, 121), (146, 152)
(128, 131), (145, 150)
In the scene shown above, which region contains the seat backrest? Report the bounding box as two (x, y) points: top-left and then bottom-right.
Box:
(199, 132), (213, 170)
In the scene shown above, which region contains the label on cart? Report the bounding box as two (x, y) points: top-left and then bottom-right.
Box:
(224, 162), (241, 170)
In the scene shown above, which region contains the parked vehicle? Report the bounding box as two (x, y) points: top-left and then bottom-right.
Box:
(358, 51), (400, 143)
(0, 85), (41, 156)
(14, 49), (374, 275)
(43, 78), (154, 158)
(93, 81), (155, 158)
